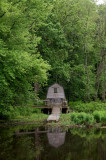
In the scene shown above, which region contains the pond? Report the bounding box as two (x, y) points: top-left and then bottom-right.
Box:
(0, 125), (106, 160)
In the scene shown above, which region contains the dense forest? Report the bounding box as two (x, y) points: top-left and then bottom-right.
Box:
(0, 0), (106, 111)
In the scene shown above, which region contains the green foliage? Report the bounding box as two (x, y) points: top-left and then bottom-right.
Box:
(0, 0), (51, 109)
(0, 0), (106, 120)
(70, 112), (94, 125)
(0, 106), (16, 120)
(69, 101), (106, 112)
(37, 16), (70, 82)
(0, 106), (41, 120)
(35, 100), (45, 106)
(38, 0), (106, 102)
(93, 111), (106, 123)
(70, 110), (106, 125)
(70, 127), (105, 139)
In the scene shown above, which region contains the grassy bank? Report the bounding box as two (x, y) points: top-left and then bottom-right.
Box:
(0, 101), (106, 127)
(47, 111), (106, 128)
(48, 101), (106, 127)
(1, 111), (105, 128)
(0, 106), (48, 124)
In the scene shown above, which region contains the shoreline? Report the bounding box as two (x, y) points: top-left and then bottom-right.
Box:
(0, 120), (106, 128)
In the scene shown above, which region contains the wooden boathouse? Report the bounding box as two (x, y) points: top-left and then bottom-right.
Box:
(46, 83), (69, 121)
(35, 83), (69, 121)
(46, 83), (67, 108)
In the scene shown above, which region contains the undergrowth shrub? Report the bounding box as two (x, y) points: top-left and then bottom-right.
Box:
(93, 111), (106, 123)
(71, 112), (94, 125)
(69, 101), (106, 113)
(71, 111), (106, 125)
(0, 106), (19, 120)
(0, 106), (41, 120)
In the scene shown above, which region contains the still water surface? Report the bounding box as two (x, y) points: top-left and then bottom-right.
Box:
(0, 125), (106, 160)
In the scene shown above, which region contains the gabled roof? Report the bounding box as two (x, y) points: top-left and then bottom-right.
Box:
(49, 83), (62, 88)
(46, 83), (65, 99)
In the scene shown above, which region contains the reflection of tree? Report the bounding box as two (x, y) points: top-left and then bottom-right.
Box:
(66, 128), (106, 160)
(0, 134), (36, 160)
(14, 136), (36, 160)
(35, 128), (44, 160)
(0, 126), (106, 160)
(0, 126), (44, 160)
(42, 128), (106, 160)
(0, 134), (13, 160)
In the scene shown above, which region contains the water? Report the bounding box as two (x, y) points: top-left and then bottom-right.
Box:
(0, 125), (106, 160)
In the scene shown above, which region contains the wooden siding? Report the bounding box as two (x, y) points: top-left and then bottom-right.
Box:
(47, 83), (65, 99)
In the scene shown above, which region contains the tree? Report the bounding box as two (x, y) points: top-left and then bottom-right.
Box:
(94, 3), (106, 101)
(0, 0), (50, 108)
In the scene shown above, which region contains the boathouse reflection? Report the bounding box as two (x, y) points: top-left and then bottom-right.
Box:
(47, 127), (66, 148)
(15, 127), (66, 148)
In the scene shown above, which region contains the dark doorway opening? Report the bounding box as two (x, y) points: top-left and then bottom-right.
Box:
(62, 108), (67, 113)
(41, 108), (52, 114)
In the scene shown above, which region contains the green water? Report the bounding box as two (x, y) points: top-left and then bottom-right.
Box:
(0, 125), (106, 160)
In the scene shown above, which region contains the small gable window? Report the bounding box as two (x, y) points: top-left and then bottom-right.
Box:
(54, 88), (57, 93)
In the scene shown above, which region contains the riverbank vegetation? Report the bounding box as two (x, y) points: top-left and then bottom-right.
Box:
(0, 106), (48, 122)
(0, 0), (106, 121)
(69, 101), (106, 112)
(0, 103), (106, 127)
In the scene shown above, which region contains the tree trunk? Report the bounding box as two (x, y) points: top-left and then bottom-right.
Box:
(84, 43), (90, 101)
(95, 54), (106, 101)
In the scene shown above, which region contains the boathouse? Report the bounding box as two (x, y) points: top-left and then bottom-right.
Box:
(45, 83), (68, 112)
(34, 83), (69, 115)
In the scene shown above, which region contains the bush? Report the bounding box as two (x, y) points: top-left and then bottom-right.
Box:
(70, 111), (106, 125)
(93, 111), (101, 122)
(69, 101), (106, 113)
(0, 106), (19, 120)
(0, 106), (41, 120)
(93, 111), (106, 123)
(71, 112), (94, 125)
